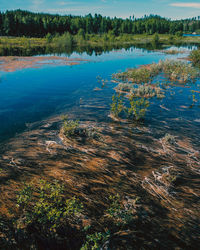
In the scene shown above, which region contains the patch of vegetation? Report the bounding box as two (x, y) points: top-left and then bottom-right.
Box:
(164, 49), (181, 55)
(110, 94), (125, 117)
(62, 115), (80, 137)
(106, 194), (137, 226)
(114, 60), (199, 86)
(15, 180), (84, 248)
(159, 60), (199, 83)
(162, 133), (176, 145)
(189, 49), (200, 66)
(128, 97), (150, 120)
(130, 84), (165, 98)
(110, 94), (149, 121)
(61, 115), (101, 140)
(81, 231), (110, 250)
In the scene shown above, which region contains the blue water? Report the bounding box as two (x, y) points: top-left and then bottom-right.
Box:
(0, 46), (199, 142)
(183, 34), (200, 37)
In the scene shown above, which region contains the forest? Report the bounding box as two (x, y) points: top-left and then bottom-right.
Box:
(1, 9), (200, 37)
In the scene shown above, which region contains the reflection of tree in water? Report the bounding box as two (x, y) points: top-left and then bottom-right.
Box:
(0, 42), (191, 57)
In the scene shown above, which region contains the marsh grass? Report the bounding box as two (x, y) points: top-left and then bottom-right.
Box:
(111, 59), (200, 122)
(114, 60), (199, 87)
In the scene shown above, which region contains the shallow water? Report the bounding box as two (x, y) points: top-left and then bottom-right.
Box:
(0, 46), (197, 142)
(0, 45), (200, 248)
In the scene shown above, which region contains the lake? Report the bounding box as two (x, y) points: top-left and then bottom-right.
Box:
(0, 45), (199, 142)
(0, 45), (200, 248)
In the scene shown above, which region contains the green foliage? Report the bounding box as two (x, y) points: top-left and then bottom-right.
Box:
(128, 97), (149, 120)
(175, 31), (183, 37)
(159, 59), (199, 83)
(1, 10), (199, 39)
(17, 184), (33, 208)
(110, 94), (125, 117)
(46, 32), (53, 43)
(106, 194), (138, 226)
(62, 115), (80, 137)
(153, 33), (160, 44)
(81, 231), (110, 250)
(189, 49), (200, 66)
(16, 180), (83, 234)
(53, 32), (74, 48)
(61, 114), (101, 140)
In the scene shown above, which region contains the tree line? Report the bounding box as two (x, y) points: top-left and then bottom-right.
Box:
(0, 9), (200, 37)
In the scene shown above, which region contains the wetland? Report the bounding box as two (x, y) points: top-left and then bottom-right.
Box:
(0, 44), (200, 249)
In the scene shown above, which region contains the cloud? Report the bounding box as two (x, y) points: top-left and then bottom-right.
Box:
(57, 1), (80, 6)
(170, 2), (200, 8)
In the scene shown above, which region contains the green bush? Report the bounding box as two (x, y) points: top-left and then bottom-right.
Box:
(16, 180), (83, 234)
(81, 231), (110, 250)
(106, 194), (137, 226)
(62, 115), (80, 137)
(128, 97), (149, 120)
(189, 49), (200, 66)
(110, 94), (125, 117)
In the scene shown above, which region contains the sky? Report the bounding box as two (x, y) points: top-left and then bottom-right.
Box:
(1, 0), (200, 20)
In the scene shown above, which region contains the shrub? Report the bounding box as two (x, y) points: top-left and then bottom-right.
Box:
(106, 194), (137, 226)
(189, 49), (200, 66)
(62, 115), (80, 137)
(16, 180), (83, 235)
(128, 97), (149, 120)
(81, 231), (110, 250)
(110, 94), (125, 117)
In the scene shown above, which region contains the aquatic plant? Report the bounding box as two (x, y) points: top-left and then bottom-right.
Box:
(130, 84), (165, 98)
(159, 59), (199, 83)
(81, 231), (110, 250)
(114, 59), (199, 91)
(63, 118), (80, 137)
(189, 49), (200, 66)
(110, 94), (125, 117)
(163, 133), (176, 145)
(62, 115), (101, 140)
(16, 180), (83, 234)
(115, 82), (133, 92)
(106, 194), (137, 226)
(128, 97), (150, 120)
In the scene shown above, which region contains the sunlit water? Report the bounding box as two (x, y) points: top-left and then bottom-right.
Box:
(0, 45), (200, 248)
(0, 46), (199, 145)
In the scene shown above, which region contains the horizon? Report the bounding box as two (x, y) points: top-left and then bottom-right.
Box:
(1, 0), (200, 20)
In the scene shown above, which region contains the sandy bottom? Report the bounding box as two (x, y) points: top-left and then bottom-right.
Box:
(0, 56), (88, 72)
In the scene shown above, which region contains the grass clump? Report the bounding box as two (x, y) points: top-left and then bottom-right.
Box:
(110, 94), (149, 121)
(114, 59), (199, 87)
(130, 84), (165, 99)
(159, 59), (199, 83)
